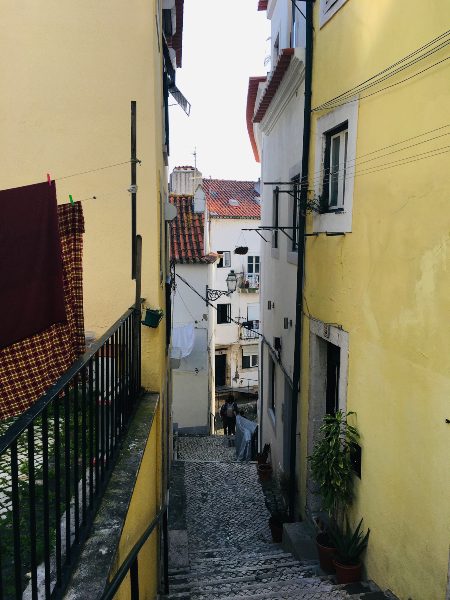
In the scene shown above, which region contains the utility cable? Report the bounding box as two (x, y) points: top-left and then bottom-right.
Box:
(267, 122), (450, 189)
(314, 37), (450, 110)
(54, 159), (137, 181)
(312, 29), (450, 111)
(175, 272), (294, 385)
(318, 54), (450, 112)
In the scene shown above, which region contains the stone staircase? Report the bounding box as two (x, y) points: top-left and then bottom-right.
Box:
(163, 436), (389, 600)
(165, 542), (381, 599)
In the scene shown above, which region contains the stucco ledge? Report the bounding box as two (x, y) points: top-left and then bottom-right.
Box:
(63, 392), (160, 600)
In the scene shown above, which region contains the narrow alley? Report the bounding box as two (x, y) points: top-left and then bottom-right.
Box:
(165, 436), (390, 600)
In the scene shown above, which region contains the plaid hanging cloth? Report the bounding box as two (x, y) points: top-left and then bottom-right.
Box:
(0, 201), (85, 420)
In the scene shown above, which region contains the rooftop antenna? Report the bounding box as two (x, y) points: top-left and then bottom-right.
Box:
(193, 147), (197, 172)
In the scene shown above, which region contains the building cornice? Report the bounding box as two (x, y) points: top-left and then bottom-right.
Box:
(260, 48), (305, 135)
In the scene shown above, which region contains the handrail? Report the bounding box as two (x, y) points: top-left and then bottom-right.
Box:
(0, 307), (134, 455)
(100, 504), (167, 600)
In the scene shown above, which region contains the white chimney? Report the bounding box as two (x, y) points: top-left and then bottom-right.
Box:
(170, 166), (202, 195)
(194, 185), (206, 213)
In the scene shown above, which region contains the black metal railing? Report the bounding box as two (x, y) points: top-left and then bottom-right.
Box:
(99, 505), (168, 600)
(0, 308), (141, 600)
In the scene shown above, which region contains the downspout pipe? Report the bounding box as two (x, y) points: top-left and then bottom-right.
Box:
(289, 0), (314, 521)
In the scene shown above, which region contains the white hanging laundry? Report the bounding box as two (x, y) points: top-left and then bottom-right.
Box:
(171, 323), (195, 359)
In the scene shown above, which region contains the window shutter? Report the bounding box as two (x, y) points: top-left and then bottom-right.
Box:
(242, 344), (258, 357)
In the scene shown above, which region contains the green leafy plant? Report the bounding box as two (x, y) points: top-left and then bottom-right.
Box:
(308, 410), (359, 529)
(329, 517), (370, 566)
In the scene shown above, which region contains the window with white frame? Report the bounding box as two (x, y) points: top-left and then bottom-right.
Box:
(313, 101), (358, 233)
(242, 345), (258, 369)
(323, 123), (348, 211)
(217, 251), (231, 268)
(247, 255), (260, 287)
(320, 0), (349, 27)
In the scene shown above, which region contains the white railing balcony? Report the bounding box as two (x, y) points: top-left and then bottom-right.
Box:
(240, 320), (260, 340)
(238, 273), (260, 293)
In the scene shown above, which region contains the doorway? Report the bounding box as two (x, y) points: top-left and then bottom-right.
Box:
(326, 341), (340, 415)
(215, 354), (227, 387)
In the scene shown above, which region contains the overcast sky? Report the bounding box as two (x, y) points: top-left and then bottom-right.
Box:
(168, 1), (269, 182)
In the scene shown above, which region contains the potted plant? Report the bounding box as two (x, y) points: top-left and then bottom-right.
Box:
(329, 517), (370, 584)
(256, 443), (270, 465)
(308, 410), (360, 571)
(268, 510), (292, 543)
(257, 463), (273, 481)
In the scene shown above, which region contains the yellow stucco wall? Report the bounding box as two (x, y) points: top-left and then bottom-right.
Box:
(0, 0), (168, 393)
(300, 2), (450, 599)
(113, 401), (162, 600)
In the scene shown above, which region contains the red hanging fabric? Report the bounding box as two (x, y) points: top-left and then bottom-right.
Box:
(0, 181), (66, 348)
(0, 201), (85, 420)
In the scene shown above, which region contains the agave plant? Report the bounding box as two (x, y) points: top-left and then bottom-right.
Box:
(308, 410), (359, 529)
(329, 517), (370, 566)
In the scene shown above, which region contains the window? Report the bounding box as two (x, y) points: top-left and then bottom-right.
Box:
(272, 187), (279, 249)
(313, 101), (358, 233)
(217, 303), (231, 324)
(217, 251), (231, 268)
(322, 123), (348, 211)
(291, 176), (300, 250)
(247, 255), (260, 286)
(242, 345), (258, 369)
(320, 0), (349, 27)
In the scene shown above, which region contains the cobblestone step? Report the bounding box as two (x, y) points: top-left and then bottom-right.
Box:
(189, 577), (353, 599)
(188, 549), (291, 563)
(187, 561), (319, 582)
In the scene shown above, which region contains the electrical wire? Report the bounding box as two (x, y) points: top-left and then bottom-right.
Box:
(175, 272), (294, 385)
(268, 122), (450, 189)
(312, 29), (450, 111)
(290, 0), (306, 21)
(318, 54), (450, 112)
(314, 38), (450, 111)
(54, 159), (135, 181)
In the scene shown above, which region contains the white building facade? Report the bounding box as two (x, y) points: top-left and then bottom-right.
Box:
(247, 0), (306, 475)
(169, 168), (217, 434)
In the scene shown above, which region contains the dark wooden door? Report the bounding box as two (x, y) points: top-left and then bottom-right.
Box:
(215, 354), (227, 387)
(326, 342), (340, 415)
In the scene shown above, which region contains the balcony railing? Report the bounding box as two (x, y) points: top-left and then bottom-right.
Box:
(0, 307), (141, 599)
(240, 321), (260, 340)
(238, 273), (260, 292)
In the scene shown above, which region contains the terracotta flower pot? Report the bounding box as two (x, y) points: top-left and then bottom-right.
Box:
(333, 560), (362, 584)
(316, 533), (336, 572)
(257, 463), (273, 481)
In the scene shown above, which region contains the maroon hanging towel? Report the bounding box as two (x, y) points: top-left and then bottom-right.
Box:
(0, 201), (85, 420)
(0, 180), (66, 348)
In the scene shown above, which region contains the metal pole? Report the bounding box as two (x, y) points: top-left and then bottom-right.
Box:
(133, 235), (142, 397)
(131, 101), (137, 280)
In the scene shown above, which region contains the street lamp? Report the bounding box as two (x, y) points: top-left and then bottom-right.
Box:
(205, 269), (239, 303)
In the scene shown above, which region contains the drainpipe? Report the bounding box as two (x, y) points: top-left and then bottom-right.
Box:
(289, 0), (314, 521)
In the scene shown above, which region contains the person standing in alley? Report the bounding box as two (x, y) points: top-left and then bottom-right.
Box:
(220, 395), (238, 436)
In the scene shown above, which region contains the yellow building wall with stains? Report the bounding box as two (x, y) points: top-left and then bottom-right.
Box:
(0, 2), (169, 598)
(113, 402), (162, 600)
(299, 2), (450, 599)
(0, 0), (168, 394)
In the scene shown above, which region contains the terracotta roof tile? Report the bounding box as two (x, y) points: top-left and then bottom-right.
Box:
(169, 195), (215, 264)
(246, 76), (266, 162)
(204, 180), (261, 219)
(253, 48), (294, 123)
